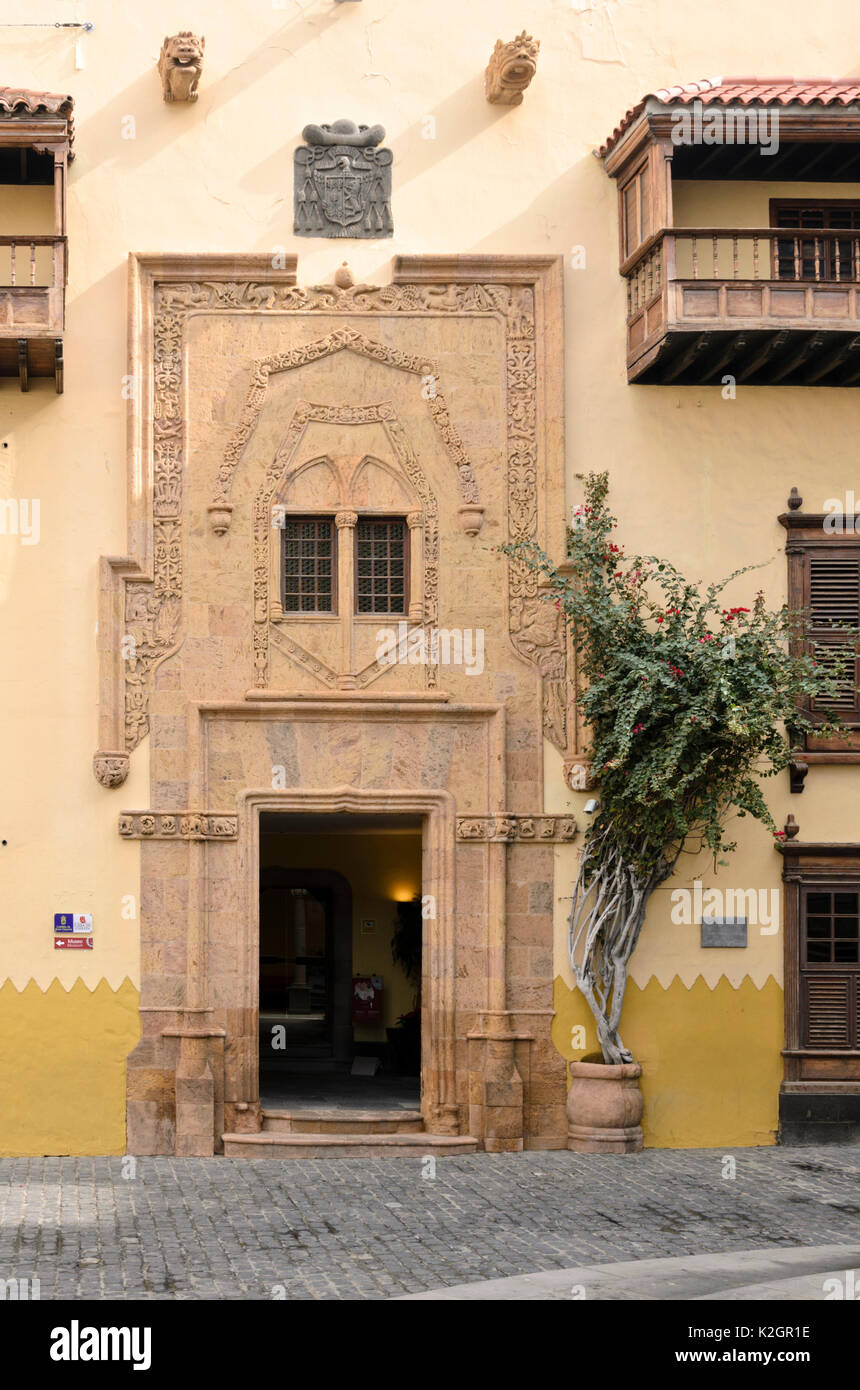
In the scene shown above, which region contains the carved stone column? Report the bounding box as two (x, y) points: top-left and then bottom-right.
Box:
(407, 509), (424, 622)
(335, 510), (357, 688)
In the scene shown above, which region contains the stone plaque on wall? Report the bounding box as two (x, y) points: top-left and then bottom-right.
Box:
(294, 120), (393, 238)
(701, 916), (748, 948)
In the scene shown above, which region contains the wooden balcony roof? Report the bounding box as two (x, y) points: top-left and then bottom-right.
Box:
(0, 86), (74, 157)
(598, 78), (860, 160)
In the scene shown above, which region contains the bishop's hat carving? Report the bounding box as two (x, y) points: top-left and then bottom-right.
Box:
(294, 120), (393, 238)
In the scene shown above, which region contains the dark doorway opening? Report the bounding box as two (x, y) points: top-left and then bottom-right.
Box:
(258, 813), (422, 1112)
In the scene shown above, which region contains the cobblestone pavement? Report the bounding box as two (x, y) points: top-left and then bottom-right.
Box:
(1, 1146), (858, 1300)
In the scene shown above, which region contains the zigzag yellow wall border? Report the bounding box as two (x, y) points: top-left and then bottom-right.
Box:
(552, 974), (784, 1149)
(0, 978), (140, 1156)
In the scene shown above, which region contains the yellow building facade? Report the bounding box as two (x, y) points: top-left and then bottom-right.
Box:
(0, 1), (858, 1156)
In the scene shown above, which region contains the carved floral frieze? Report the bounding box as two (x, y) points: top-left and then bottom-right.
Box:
(457, 815), (576, 842)
(118, 812), (238, 840)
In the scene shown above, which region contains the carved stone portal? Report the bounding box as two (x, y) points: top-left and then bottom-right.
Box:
(485, 33), (540, 106)
(159, 32), (205, 103)
(294, 120), (393, 238)
(112, 253), (571, 1159)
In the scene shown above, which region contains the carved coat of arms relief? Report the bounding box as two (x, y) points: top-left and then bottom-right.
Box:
(294, 120), (393, 239)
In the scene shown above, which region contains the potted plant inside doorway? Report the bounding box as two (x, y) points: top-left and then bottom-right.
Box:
(503, 471), (852, 1152)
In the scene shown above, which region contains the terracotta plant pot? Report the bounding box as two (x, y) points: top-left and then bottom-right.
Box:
(566, 1058), (644, 1154)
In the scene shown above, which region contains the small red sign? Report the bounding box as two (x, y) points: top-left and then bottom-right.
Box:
(54, 937), (94, 949)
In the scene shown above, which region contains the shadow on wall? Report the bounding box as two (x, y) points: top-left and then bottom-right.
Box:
(552, 973), (784, 1148)
(76, 7), (344, 174)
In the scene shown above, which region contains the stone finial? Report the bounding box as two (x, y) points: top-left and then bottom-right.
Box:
(787, 486), (803, 511)
(783, 813), (799, 839)
(485, 32), (540, 106)
(334, 262), (354, 289)
(159, 32), (205, 103)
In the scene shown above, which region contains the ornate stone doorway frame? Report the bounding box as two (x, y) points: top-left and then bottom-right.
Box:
(236, 787), (458, 1133)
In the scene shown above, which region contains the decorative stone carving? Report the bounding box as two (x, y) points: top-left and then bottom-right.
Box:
(206, 504), (233, 536)
(93, 751), (130, 788)
(209, 327), (480, 523)
(294, 120), (393, 238)
(485, 33), (540, 106)
(119, 265), (565, 757)
(253, 402), (439, 690)
(158, 32), (205, 103)
(456, 815), (576, 842)
(458, 504), (485, 536)
(118, 812), (238, 840)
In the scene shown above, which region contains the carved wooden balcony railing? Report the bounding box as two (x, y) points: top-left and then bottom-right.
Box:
(0, 234), (66, 391)
(625, 227), (860, 386)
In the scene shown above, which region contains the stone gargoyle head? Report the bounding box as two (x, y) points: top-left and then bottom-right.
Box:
(159, 31), (205, 103)
(486, 32), (540, 105)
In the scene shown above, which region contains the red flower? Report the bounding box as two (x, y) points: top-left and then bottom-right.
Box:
(633, 722), (644, 734)
(656, 616), (664, 623)
(773, 830), (786, 839)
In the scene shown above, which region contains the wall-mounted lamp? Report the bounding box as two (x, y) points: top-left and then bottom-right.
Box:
(391, 886), (419, 903)
(583, 799), (599, 815)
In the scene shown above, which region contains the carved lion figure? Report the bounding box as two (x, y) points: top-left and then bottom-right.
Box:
(159, 32), (205, 103)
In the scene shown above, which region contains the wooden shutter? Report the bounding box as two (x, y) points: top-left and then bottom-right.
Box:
(802, 976), (851, 1047)
(621, 166), (650, 260)
(807, 551), (860, 725)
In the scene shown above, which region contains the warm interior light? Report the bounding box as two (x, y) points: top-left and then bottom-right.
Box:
(390, 885), (418, 903)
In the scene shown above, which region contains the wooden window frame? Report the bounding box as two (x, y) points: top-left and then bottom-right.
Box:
(280, 514), (338, 617)
(780, 508), (860, 756)
(353, 515), (409, 619)
(769, 199), (860, 283)
(770, 198), (860, 223)
(779, 843), (860, 1089)
(801, 883), (860, 972)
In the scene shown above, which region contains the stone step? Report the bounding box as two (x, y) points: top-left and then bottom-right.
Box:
(262, 1108), (425, 1136)
(222, 1131), (479, 1159)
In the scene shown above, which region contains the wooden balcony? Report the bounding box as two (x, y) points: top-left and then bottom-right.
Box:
(625, 227), (860, 386)
(0, 235), (66, 391)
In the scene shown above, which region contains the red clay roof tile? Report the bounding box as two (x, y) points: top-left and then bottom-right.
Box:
(598, 78), (860, 157)
(0, 87), (74, 155)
